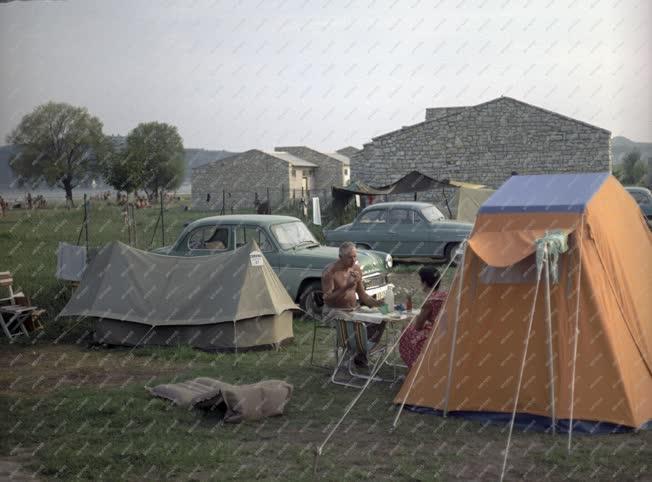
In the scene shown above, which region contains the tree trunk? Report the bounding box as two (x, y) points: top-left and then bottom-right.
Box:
(63, 179), (75, 208)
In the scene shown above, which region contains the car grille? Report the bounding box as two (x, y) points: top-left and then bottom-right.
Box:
(363, 273), (386, 290)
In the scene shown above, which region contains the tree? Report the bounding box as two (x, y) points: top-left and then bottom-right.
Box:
(6, 102), (107, 205)
(123, 122), (185, 199)
(102, 136), (142, 197)
(619, 149), (646, 185)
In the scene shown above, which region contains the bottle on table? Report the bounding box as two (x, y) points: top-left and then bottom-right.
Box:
(406, 294), (413, 312)
(385, 285), (395, 312)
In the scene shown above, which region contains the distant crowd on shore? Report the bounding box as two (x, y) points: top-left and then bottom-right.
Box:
(0, 190), (184, 217)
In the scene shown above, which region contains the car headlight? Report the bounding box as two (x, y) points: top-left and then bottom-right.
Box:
(385, 254), (393, 269)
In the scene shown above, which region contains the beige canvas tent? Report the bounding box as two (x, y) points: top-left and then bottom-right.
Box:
(454, 185), (495, 222)
(58, 241), (297, 351)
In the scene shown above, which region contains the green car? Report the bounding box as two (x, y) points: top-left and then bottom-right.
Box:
(325, 202), (473, 263)
(152, 215), (393, 314)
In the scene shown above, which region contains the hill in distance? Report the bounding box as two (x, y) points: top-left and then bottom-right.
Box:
(611, 136), (652, 164)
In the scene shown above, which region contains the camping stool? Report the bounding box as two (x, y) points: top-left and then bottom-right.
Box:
(331, 318), (398, 388)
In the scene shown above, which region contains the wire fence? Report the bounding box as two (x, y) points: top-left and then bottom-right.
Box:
(1, 184), (461, 250)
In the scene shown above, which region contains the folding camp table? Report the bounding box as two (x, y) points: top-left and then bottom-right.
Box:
(330, 308), (411, 388)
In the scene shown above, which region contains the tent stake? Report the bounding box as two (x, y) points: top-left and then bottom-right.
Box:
(443, 242), (467, 417)
(500, 263), (543, 482)
(544, 247), (556, 434)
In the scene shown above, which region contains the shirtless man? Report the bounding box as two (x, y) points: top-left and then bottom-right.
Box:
(322, 241), (384, 366)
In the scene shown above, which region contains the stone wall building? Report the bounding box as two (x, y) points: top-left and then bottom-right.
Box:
(191, 147), (351, 211)
(351, 96), (611, 214)
(275, 146), (350, 188)
(191, 149), (317, 211)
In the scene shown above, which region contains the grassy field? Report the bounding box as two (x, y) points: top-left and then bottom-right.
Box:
(0, 204), (649, 480)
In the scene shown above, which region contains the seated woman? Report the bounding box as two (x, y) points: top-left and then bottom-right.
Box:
(399, 266), (448, 369)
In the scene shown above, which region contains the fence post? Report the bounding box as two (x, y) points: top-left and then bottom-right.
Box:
(266, 187), (270, 213)
(131, 203), (137, 248)
(222, 190), (225, 215)
(83, 194), (89, 250)
(160, 190), (165, 246)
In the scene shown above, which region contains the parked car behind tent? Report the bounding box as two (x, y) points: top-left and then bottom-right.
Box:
(58, 240), (297, 351)
(396, 173), (652, 432)
(325, 201), (472, 263)
(625, 186), (652, 225)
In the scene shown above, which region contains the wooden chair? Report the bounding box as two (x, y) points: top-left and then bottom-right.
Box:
(0, 272), (45, 340)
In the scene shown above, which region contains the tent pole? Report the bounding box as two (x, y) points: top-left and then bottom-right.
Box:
(443, 241), (466, 417)
(500, 265), (543, 482)
(233, 320), (238, 356)
(568, 216), (584, 453)
(544, 247), (556, 434)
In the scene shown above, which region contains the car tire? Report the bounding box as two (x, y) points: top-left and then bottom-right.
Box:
(299, 281), (324, 319)
(444, 242), (461, 266)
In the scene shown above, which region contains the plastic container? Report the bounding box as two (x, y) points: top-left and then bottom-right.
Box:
(385, 285), (395, 313)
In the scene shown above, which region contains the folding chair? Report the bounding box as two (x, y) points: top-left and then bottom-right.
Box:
(0, 271), (44, 340)
(307, 291), (338, 370)
(331, 318), (398, 388)
(0, 271), (25, 305)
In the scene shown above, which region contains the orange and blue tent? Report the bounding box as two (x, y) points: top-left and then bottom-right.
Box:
(395, 172), (652, 432)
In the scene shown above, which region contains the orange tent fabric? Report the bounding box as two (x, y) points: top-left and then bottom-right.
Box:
(395, 174), (652, 428)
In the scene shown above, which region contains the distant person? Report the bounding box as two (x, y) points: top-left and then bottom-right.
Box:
(322, 241), (384, 367)
(0, 195), (5, 216)
(399, 266), (448, 369)
(26, 192), (33, 210)
(206, 193), (211, 204)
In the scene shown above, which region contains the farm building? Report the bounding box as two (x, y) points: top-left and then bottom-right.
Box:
(351, 96), (612, 213)
(191, 147), (351, 211)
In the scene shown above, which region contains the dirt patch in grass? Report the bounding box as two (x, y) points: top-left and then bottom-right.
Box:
(1, 333), (649, 481)
(0, 447), (41, 482)
(0, 344), (182, 397)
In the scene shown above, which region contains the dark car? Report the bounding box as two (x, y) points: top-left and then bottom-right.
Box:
(324, 201), (473, 263)
(625, 186), (652, 222)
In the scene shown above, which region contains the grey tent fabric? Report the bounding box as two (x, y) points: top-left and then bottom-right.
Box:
(58, 241), (297, 350)
(147, 377), (293, 422)
(55, 242), (87, 282)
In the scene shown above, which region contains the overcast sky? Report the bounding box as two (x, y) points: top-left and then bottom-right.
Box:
(1, 0), (650, 151)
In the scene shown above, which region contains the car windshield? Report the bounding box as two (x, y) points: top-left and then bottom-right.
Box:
(271, 221), (319, 250)
(420, 206), (445, 222)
